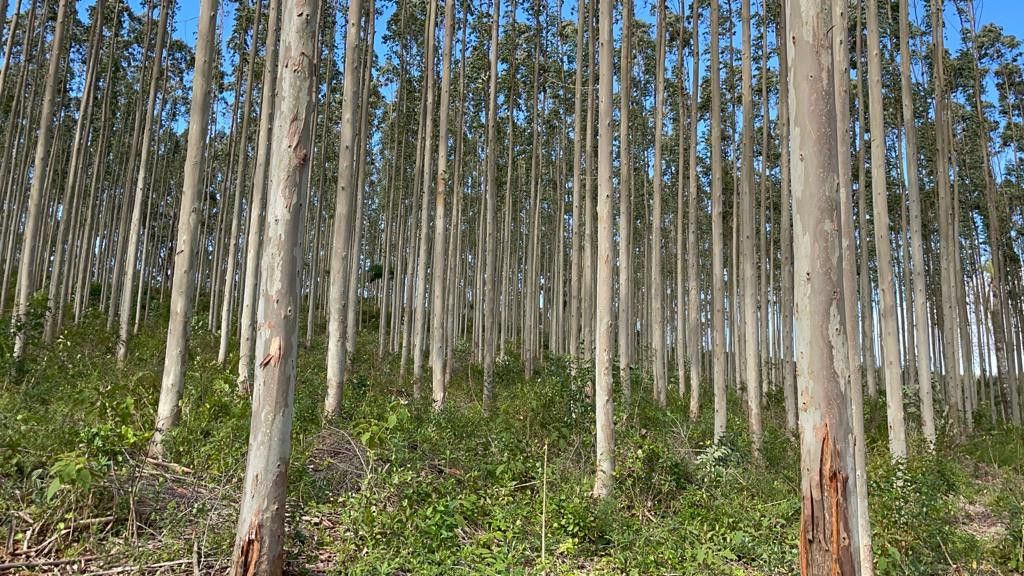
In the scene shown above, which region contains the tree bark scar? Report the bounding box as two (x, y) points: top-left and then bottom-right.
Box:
(259, 336), (283, 369)
(234, 521), (260, 576)
(800, 424), (855, 575)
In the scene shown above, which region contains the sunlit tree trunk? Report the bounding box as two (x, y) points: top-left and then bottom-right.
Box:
(710, 0), (727, 442)
(777, 6), (796, 431)
(686, 0), (701, 420)
(593, 0), (614, 499)
(117, 0), (170, 365)
(229, 0), (316, 570)
(152, 0), (219, 458)
(482, 0), (500, 409)
(650, 0), (667, 408)
(12, 0), (69, 361)
(898, 0), (936, 446)
(740, 0), (761, 458)
(430, 0), (456, 409)
(788, 1), (864, 571)
(866, 0), (908, 460)
(324, 0), (364, 417)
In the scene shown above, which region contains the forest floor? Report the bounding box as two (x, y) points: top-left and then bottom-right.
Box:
(1, 311), (1023, 575)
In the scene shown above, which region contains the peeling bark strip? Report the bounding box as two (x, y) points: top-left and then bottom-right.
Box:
(800, 425), (855, 574)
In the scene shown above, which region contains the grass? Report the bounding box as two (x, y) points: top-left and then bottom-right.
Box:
(0, 308), (1022, 574)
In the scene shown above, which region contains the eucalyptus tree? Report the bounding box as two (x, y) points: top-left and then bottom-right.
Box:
(482, 0), (500, 409)
(430, 0), (457, 409)
(117, 0), (171, 365)
(324, 0), (364, 417)
(710, 0), (727, 442)
(650, 0), (667, 408)
(152, 0), (219, 458)
(217, 0), (263, 366)
(12, 0), (69, 362)
(899, 0), (936, 446)
(787, 0), (864, 569)
(685, 0), (701, 420)
(618, 0), (633, 400)
(229, 0), (317, 569)
(238, 0), (282, 393)
(867, 0), (908, 460)
(740, 0), (761, 458)
(593, 0), (614, 499)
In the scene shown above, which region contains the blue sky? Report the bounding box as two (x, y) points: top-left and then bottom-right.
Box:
(76, 0), (1024, 68)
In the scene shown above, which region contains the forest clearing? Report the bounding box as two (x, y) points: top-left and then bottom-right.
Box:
(0, 0), (1023, 573)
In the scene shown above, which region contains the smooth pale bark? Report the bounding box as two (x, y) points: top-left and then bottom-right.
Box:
(218, 0), (263, 366)
(239, 0), (281, 392)
(45, 0), (104, 343)
(117, 0), (170, 365)
(710, 0), (727, 442)
(429, 0), (456, 409)
(593, 0), (614, 500)
(963, 0), (1017, 426)
(686, 0), (701, 420)
(617, 0), (633, 401)
(740, 0), (761, 459)
(12, 0), (69, 361)
(568, 0), (585, 360)
(324, 0), (363, 417)
(787, 1), (862, 571)
(777, 10), (796, 432)
(410, 0), (439, 395)
(152, 0), (218, 458)
(229, 0), (316, 571)
(345, 3), (375, 373)
(867, 0), (908, 461)
(650, 0), (667, 408)
(854, 9), (877, 401)
(481, 0), (499, 409)
(833, 0), (875, 570)
(898, 0), (936, 446)
(931, 0), (963, 430)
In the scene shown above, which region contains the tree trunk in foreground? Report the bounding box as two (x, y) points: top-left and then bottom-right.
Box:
(229, 0), (316, 571)
(787, 0), (864, 572)
(593, 0), (615, 499)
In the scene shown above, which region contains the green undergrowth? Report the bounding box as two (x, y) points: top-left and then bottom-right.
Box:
(1, 312), (1021, 574)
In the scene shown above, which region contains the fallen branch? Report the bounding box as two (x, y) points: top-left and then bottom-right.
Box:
(0, 555), (100, 571)
(144, 457), (193, 475)
(81, 558), (192, 576)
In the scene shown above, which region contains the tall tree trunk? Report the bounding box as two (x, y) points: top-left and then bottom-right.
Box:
(867, 0), (908, 461)
(833, 0), (875, 569)
(740, 0), (762, 458)
(618, 0), (633, 402)
(12, 0), (69, 361)
(931, 0), (964, 431)
(324, 0), (364, 417)
(686, 0), (701, 421)
(218, 0), (264, 365)
(777, 5), (796, 431)
(787, 1), (863, 571)
(229, 0), (317, 570)
(898, 0), (935, 446)
(710, 0), (727, 442)
(650, 0), (667, 408)
(430, 0), (456, 408)
(593, 0), (614, 499)
(152, 0), (219, 458)
(116, 0), (170, 365)
(482, 0), (500, 409)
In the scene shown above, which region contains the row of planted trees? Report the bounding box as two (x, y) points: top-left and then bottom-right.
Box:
(2, 0), (1024, 572)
